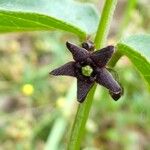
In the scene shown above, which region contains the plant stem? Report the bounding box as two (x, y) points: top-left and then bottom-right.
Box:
(67, 85), (96, 150)
(94, 0), (118, 49)
(67, 0), (118, 150)
(109, 0), (137, 67)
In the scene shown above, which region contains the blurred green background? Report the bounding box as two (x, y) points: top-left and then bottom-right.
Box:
(0, 0), (150, 150)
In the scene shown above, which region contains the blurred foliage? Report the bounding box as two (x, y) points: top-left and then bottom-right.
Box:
(0, 0), (150, 150)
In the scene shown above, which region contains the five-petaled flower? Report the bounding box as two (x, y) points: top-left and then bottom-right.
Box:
(50, 41), (123, 103)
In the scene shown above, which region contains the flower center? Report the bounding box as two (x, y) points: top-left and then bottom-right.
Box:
(81, 65), (93, 77)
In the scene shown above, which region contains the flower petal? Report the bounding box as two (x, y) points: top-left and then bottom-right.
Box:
(96, 68), (122, 100)
(77, 79), (94, 103)
(109, 86), (123, 101)
(91, 46), (114, 67)
(66, 41), (90, 62)
(50, 61), (76, 77)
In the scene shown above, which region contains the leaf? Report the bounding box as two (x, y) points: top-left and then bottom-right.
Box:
(117, 34), (150, 87)
(0, 0), (99, 38)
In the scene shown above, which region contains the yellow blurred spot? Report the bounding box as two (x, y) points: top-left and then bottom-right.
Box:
(56, 97), (65, 108)
(22, 84), (34, 96)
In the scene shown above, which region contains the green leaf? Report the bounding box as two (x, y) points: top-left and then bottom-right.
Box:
(0, 0), (99, 38)
(117, 34), (150, 87)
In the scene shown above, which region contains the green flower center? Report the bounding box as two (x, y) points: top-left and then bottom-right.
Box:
(81, 65), (93, 77)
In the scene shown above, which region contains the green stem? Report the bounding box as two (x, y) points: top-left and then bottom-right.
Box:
(67, 85), (96, 150)
(94, 0), (118, 49)
(109, 0), (137, 68)
(67, 0), (118, 150)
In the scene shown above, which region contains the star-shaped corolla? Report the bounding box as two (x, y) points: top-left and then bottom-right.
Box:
(50, 41), (123, 103)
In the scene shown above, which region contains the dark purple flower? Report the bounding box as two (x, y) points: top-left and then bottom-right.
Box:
(50, 41), (123, 103)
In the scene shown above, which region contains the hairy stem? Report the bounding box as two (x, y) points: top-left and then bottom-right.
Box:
(67, 0), (118, 150)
